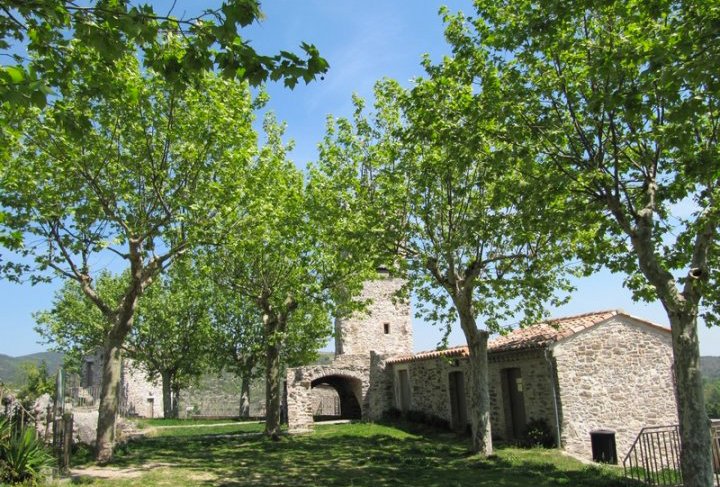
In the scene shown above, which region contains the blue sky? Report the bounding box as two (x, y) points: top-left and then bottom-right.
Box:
(1, 1), (718, 357)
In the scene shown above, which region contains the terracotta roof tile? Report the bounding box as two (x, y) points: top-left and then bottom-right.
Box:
(387, 309), (628, 365)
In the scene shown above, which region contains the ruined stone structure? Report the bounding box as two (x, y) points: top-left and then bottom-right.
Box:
(75, 352), (164, 418)
(286, 281), (679, 462)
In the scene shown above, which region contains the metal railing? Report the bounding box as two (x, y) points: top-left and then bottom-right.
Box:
(623, 422), (720, 486)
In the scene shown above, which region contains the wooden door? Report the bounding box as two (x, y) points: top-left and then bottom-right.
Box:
(448, 371), (467, 432)
(503, 368), (527, 439)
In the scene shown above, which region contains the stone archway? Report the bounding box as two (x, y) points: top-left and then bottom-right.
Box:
(311, 374), (362, 420)
(286, 360), (370, 433)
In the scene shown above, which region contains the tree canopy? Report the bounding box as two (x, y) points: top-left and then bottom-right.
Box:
(319, 65), (573, 453)
(208, 114), (378, 438)
(439, 1), (719, 483)
(0, 0), (329, 108)
(3, 45), (257, 460)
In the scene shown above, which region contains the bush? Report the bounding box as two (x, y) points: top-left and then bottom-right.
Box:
(0, 417), (53, 486)
(521, 418), (555, 448)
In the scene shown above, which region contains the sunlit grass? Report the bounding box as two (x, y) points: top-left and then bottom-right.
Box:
(133, 418), (251, 428)
(61, 422), (632, 486)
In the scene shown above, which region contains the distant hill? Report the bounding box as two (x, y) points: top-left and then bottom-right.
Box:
(701, 356), (720, 380)
(0, 351), (64, 386)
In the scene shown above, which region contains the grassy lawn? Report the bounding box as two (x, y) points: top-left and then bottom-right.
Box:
(130, 418), (265, 438)
(62, 422), (631, 486)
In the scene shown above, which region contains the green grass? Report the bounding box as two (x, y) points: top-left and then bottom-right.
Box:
(144, 422), (265, 438)
(60, 422), (632, 486)
(132, 418), (249, 428)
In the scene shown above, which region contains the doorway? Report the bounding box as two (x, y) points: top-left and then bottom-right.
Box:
(398, 369), (411, 412)
(502, 367), (527, 439)
(448, 371), (467, 433)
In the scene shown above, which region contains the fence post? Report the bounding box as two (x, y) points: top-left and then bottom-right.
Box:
(59, 413), (73, 474)
(45, 404), (52, 443)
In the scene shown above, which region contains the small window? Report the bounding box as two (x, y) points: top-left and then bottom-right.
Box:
(383, 322), (390, 334)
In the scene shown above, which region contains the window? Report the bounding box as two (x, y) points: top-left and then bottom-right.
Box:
(383, 322), (390, 334)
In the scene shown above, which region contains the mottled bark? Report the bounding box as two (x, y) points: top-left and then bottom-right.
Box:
(619, 203), (715, 487)
(161, 371), (172, 419)
(264, 341), (281, 439)
(457, 305), (493, 456)
(668, 309), (713, 487)
(171, 383), (180, 419)
(240, 373), (251, 418)
(95, 339), (122, 463)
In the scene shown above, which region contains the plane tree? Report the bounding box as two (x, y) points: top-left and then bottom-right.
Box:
(36, 262), (216, 420)
(319, 70), (573, 455)
(208, 290), (265, 418)
(208, 114), (378, 439)
(0, 0), (328, 108)
(438, 2), (720, 483)
(3, 44), (256, 460)
(127, 260), (214, 419)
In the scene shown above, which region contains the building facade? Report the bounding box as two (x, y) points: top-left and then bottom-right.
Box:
(286, 276), (679, 462)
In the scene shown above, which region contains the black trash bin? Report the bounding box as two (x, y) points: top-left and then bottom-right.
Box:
(590, 429), (617, 464)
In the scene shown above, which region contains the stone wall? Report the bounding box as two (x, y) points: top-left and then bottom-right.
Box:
(390, 350), (556, 440)
(286, 354), (372, 432)
(178, 373), (266, 418)
(335, 272), (412, 357)
(552, 316), (677, 460)
(120, 359), (163, 418)
(489, 351), (557, 441)
(76, 353), (164, 418)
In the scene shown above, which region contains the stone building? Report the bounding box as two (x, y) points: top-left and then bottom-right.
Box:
(286, 274), (679, 462)
(74, 355), (257, 419)
(75, 352), (164, 418)
(286, 269), (411, 432)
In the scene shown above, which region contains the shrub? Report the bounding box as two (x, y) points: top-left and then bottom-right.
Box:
(0, 418), (53, 486)
(521, 418), (556, 448)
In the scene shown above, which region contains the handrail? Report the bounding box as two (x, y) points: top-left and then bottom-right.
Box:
(624, 423), (720, 486)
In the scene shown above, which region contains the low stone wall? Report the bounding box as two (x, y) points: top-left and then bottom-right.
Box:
(178, 373), (265, 419)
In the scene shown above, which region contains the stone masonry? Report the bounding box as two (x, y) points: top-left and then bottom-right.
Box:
(552, 315), (677, 459)
(386, 310), (678, 462)
(286, 270), (411, 432)
(76, 352), (163, 418)
(389, 349), (556, 437)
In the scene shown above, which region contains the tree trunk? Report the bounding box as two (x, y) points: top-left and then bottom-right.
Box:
(161, 371), (172, 419)
(240, 372), (251, 419)
(264, 340), (282, 439)
(95, 339), (123, 463)
(171, 383), (180, 419)
(668, 309), (713, 487)
(461, 315), (493, 456)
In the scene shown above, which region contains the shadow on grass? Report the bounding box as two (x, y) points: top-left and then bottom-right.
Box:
(73, 423), (636, 487)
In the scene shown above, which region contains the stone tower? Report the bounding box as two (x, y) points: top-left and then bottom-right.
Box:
(334, 269), (412, 357)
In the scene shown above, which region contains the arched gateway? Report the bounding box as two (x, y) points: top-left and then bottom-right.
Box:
(286, 270), (412, 433)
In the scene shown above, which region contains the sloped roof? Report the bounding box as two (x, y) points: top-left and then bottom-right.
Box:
(387, 309), (668, 365)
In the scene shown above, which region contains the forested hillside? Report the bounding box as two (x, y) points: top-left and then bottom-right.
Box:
(0, 351), (63, 386)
